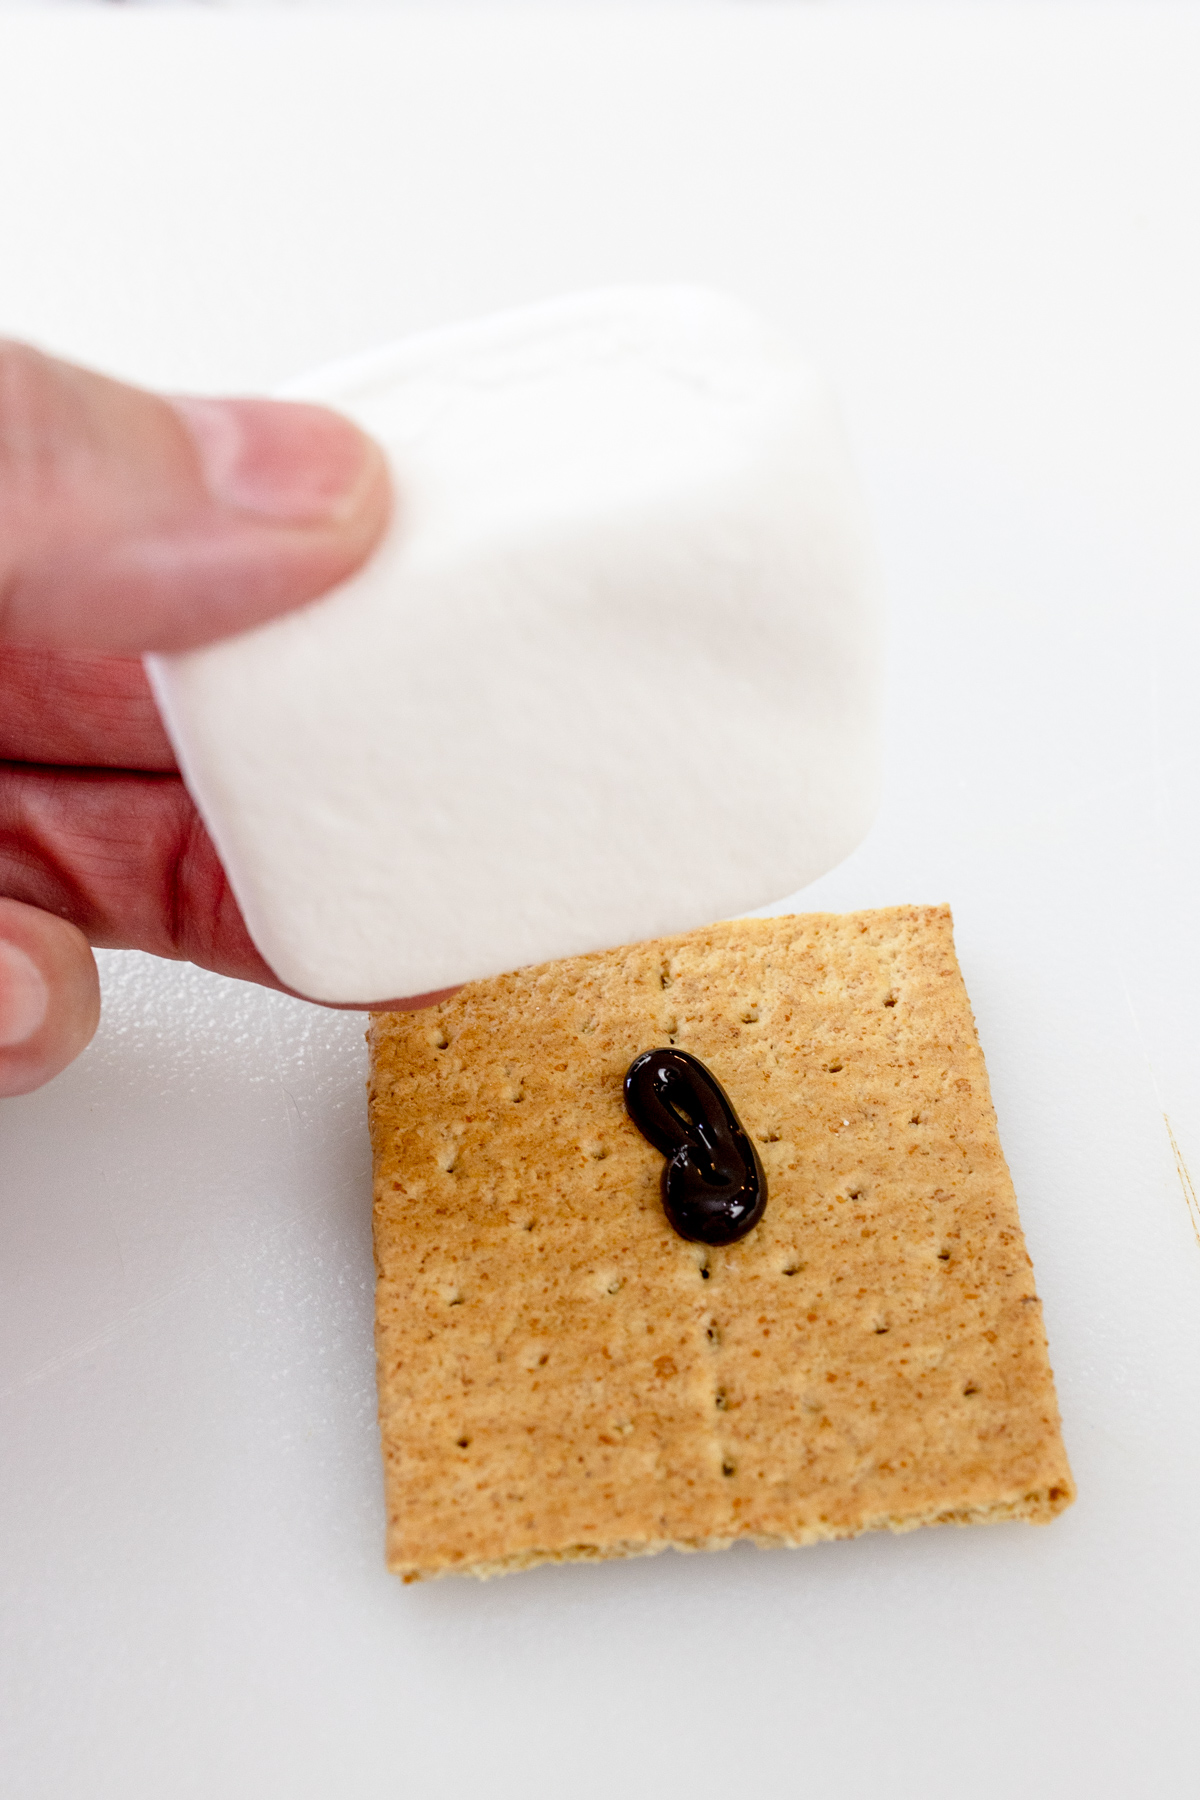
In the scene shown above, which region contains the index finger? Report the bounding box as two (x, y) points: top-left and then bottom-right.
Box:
(0, 645), (175, 769)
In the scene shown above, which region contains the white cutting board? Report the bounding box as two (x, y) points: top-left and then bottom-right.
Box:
(3, 6), (1200, 1796)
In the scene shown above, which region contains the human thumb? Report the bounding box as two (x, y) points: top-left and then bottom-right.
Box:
(0, 339), (391, 654)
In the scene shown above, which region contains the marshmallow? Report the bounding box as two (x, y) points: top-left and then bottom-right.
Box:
(147, 288), (881, 1003)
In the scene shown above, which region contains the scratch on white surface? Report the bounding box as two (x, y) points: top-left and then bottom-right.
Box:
(0, 1161), (367, 1403)
(267, 998), (309, 1166)
(0, 1270), (207, 1403)
(282, 1080), (303, 1146)
(1164, 1115), (1200, 1250)
(1116, 966), (1200, 1253)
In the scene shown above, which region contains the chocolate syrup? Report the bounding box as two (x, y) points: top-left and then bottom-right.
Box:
(623, 1048), (767, 1246)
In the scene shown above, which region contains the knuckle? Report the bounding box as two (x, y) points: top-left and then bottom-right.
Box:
(0, 344), (90, 598)
(0, 340), (72, 503)
(0, 339), (56, 432)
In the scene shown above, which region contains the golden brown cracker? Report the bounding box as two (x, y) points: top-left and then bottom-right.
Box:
(367, 906), (1073, 1581)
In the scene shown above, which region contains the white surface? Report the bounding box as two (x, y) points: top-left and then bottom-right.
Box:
(149, 287), (878, 1001)
(3, 6), (1200, 1797)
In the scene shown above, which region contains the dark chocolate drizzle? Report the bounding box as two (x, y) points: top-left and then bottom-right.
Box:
(623, 1048), (767, 1246)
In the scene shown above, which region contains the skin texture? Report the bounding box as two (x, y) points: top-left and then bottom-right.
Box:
(0, 340), (453, 1098)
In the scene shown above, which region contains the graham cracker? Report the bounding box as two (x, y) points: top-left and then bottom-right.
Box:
(367, 906), (1074, 1582)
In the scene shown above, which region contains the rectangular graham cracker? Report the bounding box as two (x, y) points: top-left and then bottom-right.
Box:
(367, 906), (1074, 1581)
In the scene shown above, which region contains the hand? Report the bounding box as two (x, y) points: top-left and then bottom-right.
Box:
(0, 340), (440, 1099)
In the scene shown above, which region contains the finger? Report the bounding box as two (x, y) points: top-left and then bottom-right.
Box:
(0, 764), (457, 1011)
(0, 896), (101, 1097)
(0, 645), (175, 768)
(0, 340), (392, 654)
(1, 763), (278, 981)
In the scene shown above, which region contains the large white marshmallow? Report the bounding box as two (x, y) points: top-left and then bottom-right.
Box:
(147, 288), (881, 1003)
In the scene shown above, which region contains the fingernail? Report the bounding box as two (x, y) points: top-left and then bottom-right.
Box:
(171, 396), (380, 525)
(0, 940), (49, 1048)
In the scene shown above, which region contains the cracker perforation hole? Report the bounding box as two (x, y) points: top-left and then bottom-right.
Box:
(714, 1390), (728, 1411)
(456, 1436), (471, 1449)
(963, 1382), (979, 1397)
(722, 1461), (737, 1478)
(706, 1322), (721, 1347)
(883, 990), (898, 1008)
